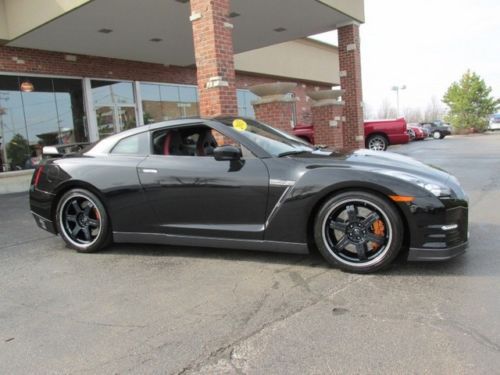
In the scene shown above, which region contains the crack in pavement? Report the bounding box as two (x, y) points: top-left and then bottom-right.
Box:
(173, 275), (364, 375)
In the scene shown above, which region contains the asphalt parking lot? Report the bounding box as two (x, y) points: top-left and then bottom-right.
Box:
(1, 133), (500, 374)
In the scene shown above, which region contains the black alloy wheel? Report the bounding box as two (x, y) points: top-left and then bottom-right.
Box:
(314, 191), (403, 273)
(56, 188), (111, 252)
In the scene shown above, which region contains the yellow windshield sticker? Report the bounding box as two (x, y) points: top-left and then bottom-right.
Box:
(232, 119), (248, 132)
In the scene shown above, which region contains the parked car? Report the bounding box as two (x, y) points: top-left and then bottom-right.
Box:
(292, 118), (410, 151)
(30, 117), (468, 273)
(420, 121), (452, 139)
(292, 124), (315, 144)
(407, 124), (426, 141)
(418, 124), (431, 138)
(488, 113), (500, 131)
(364, 118), (410, 151)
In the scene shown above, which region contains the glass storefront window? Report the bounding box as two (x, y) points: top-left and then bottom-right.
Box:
(141, 83), (163, 124)
(91, 80), (137, 139)
(53, 79), (87, 144)
(141, 83), (199, 124)
(0, 75), (87, 172)
(237, 89), (259, 118)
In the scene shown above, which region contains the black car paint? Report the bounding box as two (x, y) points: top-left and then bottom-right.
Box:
(30, 118), (468, 261)
(421, 122), (452, 137)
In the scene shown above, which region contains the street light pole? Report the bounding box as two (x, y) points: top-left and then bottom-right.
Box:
(0, 92), (9, 172)
(391, 85), (406, 117)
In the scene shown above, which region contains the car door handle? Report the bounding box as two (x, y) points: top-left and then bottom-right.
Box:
(140, 168), (158, 174)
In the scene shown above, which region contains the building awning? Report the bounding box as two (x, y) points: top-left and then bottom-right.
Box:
(7, 0), (362, 67)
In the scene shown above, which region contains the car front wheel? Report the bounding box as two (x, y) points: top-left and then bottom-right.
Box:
(432, 131), (441, 139)
(55, 188), (112, 253)
(314, 191), (404, 273)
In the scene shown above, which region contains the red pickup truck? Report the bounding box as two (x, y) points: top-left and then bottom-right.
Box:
(363, 118), (410, 150)
(293, 118), (409, 151)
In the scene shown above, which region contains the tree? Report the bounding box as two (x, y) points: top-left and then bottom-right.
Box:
(377, 98), (398, 119)
(6, 133), (30, 170)
(443, 70), (499, 131)
(403, 107), (423, 123)
(423, 96), (446, 122)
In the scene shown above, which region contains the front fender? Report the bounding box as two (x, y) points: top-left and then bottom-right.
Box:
(263, 166), (439, 244)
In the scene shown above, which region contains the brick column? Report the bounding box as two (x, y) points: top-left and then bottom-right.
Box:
(338, 22), (365, 150)
(190, 0), (237, 117)
(309, 90), (345, 149)
(250, 82), (297, 133)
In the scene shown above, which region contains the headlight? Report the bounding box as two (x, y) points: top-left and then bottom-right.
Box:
(378, 171), (451, 197)
(420, 182), (451, 197)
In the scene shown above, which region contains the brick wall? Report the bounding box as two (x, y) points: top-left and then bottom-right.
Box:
(0, 45), (329, 121)
(236, 75), (329, 125)
(338, 23), (364, 151)
(190, 0), (237, 117)
(253, 101), (295, 132)
(311, 104), (344, 149)
(0, 46), (197, 84)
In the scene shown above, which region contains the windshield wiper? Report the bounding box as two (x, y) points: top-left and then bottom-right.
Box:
(277, 150), (310, 157)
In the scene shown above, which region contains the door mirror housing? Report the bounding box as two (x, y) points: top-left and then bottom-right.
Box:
(213, 145), (242, 161)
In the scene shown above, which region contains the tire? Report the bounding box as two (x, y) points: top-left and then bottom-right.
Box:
(55, 188), (112, 253)
(439, 134), (446, 139)
(366, 135), (388, 151)
(314, 191), (404, 273)
(432, 131), (441, 139)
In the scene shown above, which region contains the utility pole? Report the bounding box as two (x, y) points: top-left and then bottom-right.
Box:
(0, 92), (10, 172)
(391, 85), (406, 117)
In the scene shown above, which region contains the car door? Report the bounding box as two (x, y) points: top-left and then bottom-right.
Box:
(137, 123), (269, 240)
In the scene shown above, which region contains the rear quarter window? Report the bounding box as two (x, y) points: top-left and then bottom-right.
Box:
(111, 132), (150, 155)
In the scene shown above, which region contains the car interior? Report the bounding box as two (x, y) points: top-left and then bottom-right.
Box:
(153, 125), (221, 156)
(151, 124), (256, 160)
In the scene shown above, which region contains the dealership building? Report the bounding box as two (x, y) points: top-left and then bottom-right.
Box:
(0, 0), (365, 185)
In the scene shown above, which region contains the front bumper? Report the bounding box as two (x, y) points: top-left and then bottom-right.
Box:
(408, 241), (468, 261)
(402, 193), (468, 262)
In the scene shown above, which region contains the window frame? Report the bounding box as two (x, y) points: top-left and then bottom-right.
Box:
(148, 121), (258, 159)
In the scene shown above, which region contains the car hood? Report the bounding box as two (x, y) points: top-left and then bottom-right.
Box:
(296, 148), (454, 186)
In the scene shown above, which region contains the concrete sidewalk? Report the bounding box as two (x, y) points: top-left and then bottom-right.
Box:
(0, 170), (32, 194)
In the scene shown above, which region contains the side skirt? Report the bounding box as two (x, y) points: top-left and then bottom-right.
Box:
(113, 231), (309, 254)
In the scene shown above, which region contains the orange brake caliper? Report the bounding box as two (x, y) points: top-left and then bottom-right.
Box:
(371, 219), (385, 250)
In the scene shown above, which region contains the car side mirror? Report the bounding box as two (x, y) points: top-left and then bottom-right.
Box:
(213, 145), (242, 161)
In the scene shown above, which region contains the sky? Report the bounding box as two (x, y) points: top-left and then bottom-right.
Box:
(312, 0), (500, 117)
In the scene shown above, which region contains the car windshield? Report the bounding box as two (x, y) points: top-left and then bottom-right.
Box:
(218, 118), (314, 157)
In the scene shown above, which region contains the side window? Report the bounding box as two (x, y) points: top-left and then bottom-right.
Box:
(111, 132), (150, 155)
(152, 125), (254, 158)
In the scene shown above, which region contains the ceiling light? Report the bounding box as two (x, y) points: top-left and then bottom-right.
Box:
(274, 27), (286, 32)
(150, 38), (163, 42)
(20, 80), (34, 92)
(98, 28), (113, 34)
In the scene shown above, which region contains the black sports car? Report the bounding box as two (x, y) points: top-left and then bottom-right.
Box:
(30, 117), (469, 273)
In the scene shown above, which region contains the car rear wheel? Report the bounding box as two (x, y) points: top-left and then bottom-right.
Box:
(367, 135), (388, 151)
(56, 188), (111, 253)
(314, 191), (404, 273)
